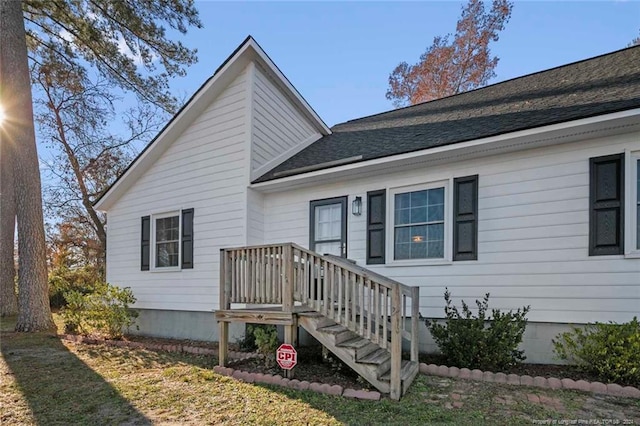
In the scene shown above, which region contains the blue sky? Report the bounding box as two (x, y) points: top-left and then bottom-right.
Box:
(165, 1), (640, 127)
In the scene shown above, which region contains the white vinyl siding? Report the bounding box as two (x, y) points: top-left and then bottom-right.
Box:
(263, 131), (640, 325)
(105, 67), (250, 312)
(251, 65), (317, 172)
(246, 188), (264, 246)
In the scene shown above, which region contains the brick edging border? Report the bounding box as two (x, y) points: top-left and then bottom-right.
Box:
(59, 334), (381, 401)
(212, 366), (381, 400)
(418, 363), (640, 399)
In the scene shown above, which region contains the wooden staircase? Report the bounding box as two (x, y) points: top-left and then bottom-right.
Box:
(216, 243), (420, 400)
(298, 312), (419, 396)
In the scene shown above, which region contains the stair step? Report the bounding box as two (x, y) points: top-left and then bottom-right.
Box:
(379, 360), (419, 382)
(337, 337), (370, 350)
(336, 337), (380, 360)
(317, 324), (349, 334)
(357, 348), (391, 365)
(317, 324), (357, 345)
(298, 311), (335, 329)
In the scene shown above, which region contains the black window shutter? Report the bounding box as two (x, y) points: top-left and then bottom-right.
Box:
(589, 154), (624, 256)
(366, 190), (386, 264)
(181, 208), (194, 269)
(141, 216), (150, 271)
(453, 175), (479, 261)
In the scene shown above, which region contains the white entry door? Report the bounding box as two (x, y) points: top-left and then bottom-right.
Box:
(310, 196), (347, 257)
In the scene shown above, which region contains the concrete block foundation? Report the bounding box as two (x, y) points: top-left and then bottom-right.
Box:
(131, 308), (579, 364)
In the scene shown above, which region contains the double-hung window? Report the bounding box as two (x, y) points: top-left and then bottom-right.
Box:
(155, 214), (180, 268)
(141, 208), (194, 271)
(391, 183), (447, 261)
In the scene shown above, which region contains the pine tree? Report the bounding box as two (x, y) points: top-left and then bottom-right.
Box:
(0, 0), (201, 331)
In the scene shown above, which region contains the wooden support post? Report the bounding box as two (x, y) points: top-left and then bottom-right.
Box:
(411, 286), (420, 363)
(283, 315), (298, 379)
(390, 284), (402, 401)
(219, 321), (229, 367)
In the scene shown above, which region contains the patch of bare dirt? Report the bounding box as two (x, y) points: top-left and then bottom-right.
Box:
(229, 345), (369, 391)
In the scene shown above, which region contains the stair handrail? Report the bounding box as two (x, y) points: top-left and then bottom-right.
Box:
(290, 243), (418, 400)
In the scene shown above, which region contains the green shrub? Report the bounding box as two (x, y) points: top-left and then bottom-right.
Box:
(553, 318), (640, 386)
(427, 289), (530, 371)
(237, 324), (259, 351)
(85, 283), (138, 339)
(253, 325), (278, 368)
(60, 282), (138, 339)
(60, 290), (87, 334)
(49, 266), (101, 309)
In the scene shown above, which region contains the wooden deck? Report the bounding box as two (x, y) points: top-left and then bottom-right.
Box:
(216, 242), (420, 400)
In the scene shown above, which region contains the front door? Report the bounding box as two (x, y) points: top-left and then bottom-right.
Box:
(310, 196), (347, 257)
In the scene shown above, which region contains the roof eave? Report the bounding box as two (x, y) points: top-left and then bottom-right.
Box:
(251, 108), (640, 191)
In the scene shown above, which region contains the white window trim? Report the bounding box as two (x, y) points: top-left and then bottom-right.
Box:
(624, 150), (640, 258)
(151, 211), (182, 272)
(386, 179), (452, 266)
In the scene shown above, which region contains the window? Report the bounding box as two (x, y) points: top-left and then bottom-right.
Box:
(155, 214), (180, 268)
(393, 186), (445, 260)
(141, 208), (194, 271)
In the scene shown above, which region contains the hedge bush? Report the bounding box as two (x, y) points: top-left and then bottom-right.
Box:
(426, 289), (530, 371)
(553, 317), (640, 386)
(60, 282), (138, 339)
(49, 266), (101, 309)
(253, 325), (278, 368)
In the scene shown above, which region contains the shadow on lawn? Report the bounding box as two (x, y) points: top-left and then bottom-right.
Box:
(1, 320), (151, 425)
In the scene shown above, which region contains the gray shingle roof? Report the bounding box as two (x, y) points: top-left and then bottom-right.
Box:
(255, 46), (640, 183)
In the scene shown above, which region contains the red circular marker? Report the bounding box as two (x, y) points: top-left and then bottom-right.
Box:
(276, 343), (297, 370)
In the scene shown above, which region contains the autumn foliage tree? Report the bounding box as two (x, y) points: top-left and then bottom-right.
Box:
(386, 0), (513, 107)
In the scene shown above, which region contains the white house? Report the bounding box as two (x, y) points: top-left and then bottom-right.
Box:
(95, 37), (640, 365)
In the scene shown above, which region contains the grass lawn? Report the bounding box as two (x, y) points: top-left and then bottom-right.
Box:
(1, 317), (639, 425)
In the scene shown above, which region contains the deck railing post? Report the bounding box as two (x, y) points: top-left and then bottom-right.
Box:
(411, 286), (420, 363)
(282, 243), (294, 313)
(390, 284), (402, 401)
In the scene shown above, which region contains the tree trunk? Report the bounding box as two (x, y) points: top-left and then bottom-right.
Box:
(0, 114), (17, 317)
(51, 105), (107, 260)
(0, 0), (55, 331)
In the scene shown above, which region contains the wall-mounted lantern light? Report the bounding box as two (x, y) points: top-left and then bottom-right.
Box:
(352, 196), (362, 216)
